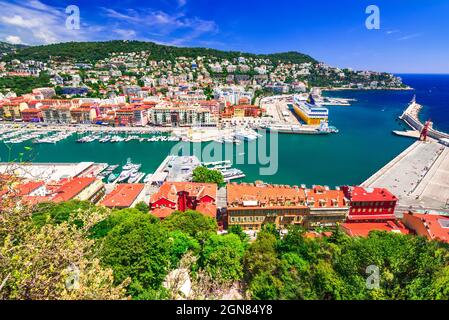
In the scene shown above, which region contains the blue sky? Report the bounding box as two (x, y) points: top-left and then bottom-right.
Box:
(1, 0), (448, 73)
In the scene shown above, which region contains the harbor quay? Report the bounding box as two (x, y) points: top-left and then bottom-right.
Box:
(363, 96), (449, 212)
(362, 141), (449, 211)
(2, 152), (449, 242)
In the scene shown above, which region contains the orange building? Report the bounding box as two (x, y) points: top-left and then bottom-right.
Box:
(402, 212), (449, 243)
(101, 184), (145, 209)
(226, 182), (309, 231)
(50, 177), (105, 204)
(21, 108), (42, 122)
(304, 186), (350, 228)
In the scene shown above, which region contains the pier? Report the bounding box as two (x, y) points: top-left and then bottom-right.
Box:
(362, 141), (449, 211)
(398, 99), (449, 141)
(364, 98), (449, 212)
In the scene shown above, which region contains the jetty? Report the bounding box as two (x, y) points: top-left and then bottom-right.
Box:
(362, 97), (449, 212)
(398, 96), (449, 141)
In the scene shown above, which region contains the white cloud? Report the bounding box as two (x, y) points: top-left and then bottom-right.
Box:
(102, 7), (218, 44)
(398, 33), (423, 41)
(114, 29), (137, 39)
(0, 0), (103, 44)
(0, 1), (219, 46)
(5, 35), (23, 44)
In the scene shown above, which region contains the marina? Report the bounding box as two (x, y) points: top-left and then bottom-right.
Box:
(1, 75), (448, 188)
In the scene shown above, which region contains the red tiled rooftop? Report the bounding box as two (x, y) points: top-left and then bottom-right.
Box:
(150, 182), (217, 204)
(342, 221), (410, 237)
(151, 207), (175, 219)
(101, 184), (144, 208)
(17, 181), (44, 196)
(343, 186), (397, 202)
(51, 177), (96, 203)
(402, 212), (449, 243)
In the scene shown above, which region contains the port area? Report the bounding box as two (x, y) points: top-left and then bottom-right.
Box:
(0, 161), (96, 181)
(259, 94), (345, 134)
(361, 141), (449, 211)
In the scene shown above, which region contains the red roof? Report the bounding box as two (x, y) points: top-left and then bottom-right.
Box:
(151, 207), (175, 219)
(51, 177), (96, 203)
(17, 181), (44, 196)
(101, 184), (144, 208)
(342, 221), (410, 237)
(342, 186), (397, 202)
(402, 213), (449, 243)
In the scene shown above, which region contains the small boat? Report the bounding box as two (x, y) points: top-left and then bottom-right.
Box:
(128, 172), (145, 183)
(116, 170), (135, 183)
(107, 173), (118, 183)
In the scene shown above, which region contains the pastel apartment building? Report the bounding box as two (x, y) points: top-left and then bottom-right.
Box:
(226, 182), (310, 231)
(226, 183), (350, 231)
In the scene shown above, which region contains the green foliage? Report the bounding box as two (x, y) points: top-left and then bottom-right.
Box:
(134, 201), (149, 213)
(162, 210), (217, 242)
(3, 40), (316, 65)
(168, 230), (200, 267)
(31, 200), (97, 228)
(192, 166), (224, 186)
(244, 225), (449, 300)
(0, 72), (51, 95)
(89, 208), (158, 239)
(200, 233), (245, 282)
(100, 213), (171, 299)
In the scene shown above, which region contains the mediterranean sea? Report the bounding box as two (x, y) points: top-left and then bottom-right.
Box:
(1, 74), (448, 187)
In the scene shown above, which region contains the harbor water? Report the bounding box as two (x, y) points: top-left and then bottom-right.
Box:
(1, 74), (448, 188)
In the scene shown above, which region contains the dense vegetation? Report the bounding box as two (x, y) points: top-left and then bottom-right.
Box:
(192, 166), (225, 186)
(2, 198), (449, 300)
(2, 40), (317, 65)
(0, 72), (51, 95)
(0, 41), (27, 55)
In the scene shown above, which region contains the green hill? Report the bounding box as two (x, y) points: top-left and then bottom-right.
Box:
(0, 41), (28, 55)
(1, 40), (317, 65)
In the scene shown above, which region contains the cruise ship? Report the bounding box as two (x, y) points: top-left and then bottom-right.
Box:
(292, 94), (329, 125)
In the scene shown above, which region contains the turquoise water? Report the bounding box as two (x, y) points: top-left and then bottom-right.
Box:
(2, 74), (447, 188)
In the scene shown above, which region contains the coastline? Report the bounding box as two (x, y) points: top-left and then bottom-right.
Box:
(321, 86), (414, 92)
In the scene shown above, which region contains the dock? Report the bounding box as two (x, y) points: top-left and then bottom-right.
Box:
(399, 99), (449, 141)
(362, 141), (449, 210)
(392, 130), (421, 139)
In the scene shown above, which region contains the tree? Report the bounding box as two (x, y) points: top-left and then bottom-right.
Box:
(200, 234), (245, 283)
(228, 225), (249, 243)
(192, 166), (224, 186)
(100, 213), (171, 299)
(31, 200), (105, 228)
(134, 201), (149, 213)
(168, 230), (200, 268)
(0, 193), (128, 300)
(162, 210), (217, 242)
(89, 208), (158, 239)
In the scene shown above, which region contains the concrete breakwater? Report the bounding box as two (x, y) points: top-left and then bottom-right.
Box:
(399, 100), (449, 141)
